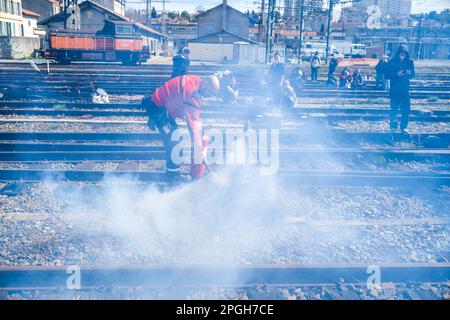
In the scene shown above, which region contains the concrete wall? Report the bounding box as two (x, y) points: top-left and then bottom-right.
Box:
(189, 42), (234, 62)
(0, 36), (40, 58)
(233, 43), (266, 64)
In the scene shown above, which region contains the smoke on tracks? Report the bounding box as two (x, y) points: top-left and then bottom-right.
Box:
(37, 120), (358, 292)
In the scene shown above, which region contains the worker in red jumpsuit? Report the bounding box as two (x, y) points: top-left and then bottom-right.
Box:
(142, 75), (220, 180)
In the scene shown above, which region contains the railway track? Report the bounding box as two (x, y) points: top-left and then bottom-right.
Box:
(0, 110), (448, 123)
(1, 263), (449, 290)
(1, 78), (449, 91)
(1, 61), (449, 79)
(1, 131), (448, 146)
(1, 169), (448, 187)
(1, 84), (449, 99)
(0, 102), (449, 122)
(1, 62), (449, 300)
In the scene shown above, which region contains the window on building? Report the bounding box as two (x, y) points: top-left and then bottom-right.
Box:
(21, 23), (24, 37)
(0, 0), (4, 13)
(6, 21), (12, 36)
(205, 23), (215, 34)
(116, 26), (132, 34)
(0, 21), (5, 36)
(230, 24), (240, 35)
(5, 0), (11, 14)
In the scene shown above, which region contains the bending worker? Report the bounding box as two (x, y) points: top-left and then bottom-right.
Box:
(142, 75), (220, 180)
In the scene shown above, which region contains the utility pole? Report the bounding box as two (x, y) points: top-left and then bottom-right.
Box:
(146, 0), (150, 26)
(265, 0), (271, 63)
(260, 0), (266, 43)
(325, 0), (334, 64)
(265, 0), (276, 63)
(162, 0), (166, 35)
(417, 13), (423, 60)
(297, 0), (304, 59)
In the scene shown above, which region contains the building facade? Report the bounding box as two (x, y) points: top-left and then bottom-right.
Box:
(22, 8), (44, 37)
(39, 0), (167, 55)
(0, 1), (43, 58)
(189, 0), (264, 63)
(293, 0), (324, 20)
(353, 0), (412, 27)
(196, 0), (250, 38)
(0, 0), (23, 36)
(91, 0), (124, 16)
(152, 22), (197, 51)
(21, 0), (61, 22)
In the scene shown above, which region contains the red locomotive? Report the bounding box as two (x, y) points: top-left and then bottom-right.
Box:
(44, 20), (150, 65)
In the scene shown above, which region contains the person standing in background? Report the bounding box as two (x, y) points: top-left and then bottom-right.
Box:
(375, 55), (388, 90)
(328, 53), (339, 81)
(310, 52), (321, 83)
(385, 45), (415, 133)
(171, 47), (191, 78)
(266, 52), (286, 105)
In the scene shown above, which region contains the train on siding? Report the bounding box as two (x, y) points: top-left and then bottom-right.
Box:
(43, 20), (150, 65)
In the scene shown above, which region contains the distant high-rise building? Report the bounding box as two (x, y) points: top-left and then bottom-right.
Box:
(354, 0), (412, 24)
(90, 0), (125, 16)
(284, 0), (325, 20)
(284, 0), (294, 19)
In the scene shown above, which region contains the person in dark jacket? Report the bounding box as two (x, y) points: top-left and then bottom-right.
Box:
(375, 55), (388, 90)
(171, 47), (191, 78)
(385, 44), (415, 133)
(352, 69), (365, 88)
(339, 67), (352, 89)
(266, 52), (286, 104)
(328, 54), (339, 81)
(290, 67), (305, 95)
(221, 73), (239, 104)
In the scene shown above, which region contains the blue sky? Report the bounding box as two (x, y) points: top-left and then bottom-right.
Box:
(127, 0), (449, 15)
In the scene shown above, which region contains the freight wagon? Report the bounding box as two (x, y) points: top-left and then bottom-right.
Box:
(43, 20), (150, 65)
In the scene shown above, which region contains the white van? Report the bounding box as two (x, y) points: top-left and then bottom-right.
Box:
(333, 42), (367, 58)
(301, 42), (339, 60)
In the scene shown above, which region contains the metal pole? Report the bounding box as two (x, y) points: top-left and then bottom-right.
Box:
(297, 0), (304, 59)
(270, 0), (276, 57)
(265, 0), (272, 63)
(162, 0), (166, 34)
(325, 0), (333, 63)
(149, 0), (152, 27)
(417, 14), (422, 60)
(260, 0), (266, 43)
(146, 0), (149, 26)
(64, 0), (68, 29)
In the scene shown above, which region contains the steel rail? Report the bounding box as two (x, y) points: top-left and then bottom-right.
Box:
(0, 107), (449, 122)
(1, 132), (448, 146)
(0, 148), (448, 162)
(0, 169), (449, 187)
(0, 263), (448, 289)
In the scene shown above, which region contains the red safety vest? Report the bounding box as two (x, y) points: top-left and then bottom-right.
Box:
(151, 75), (206, 178)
